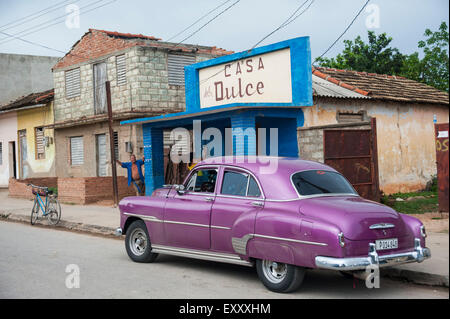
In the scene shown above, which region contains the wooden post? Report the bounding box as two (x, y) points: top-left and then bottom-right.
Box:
(106, 81), (119, 206)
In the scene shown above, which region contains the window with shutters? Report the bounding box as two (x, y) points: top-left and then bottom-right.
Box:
(116, 54), (126, 86)
(167, 54), (196, 86)
(70, 136), (84, 166)
(35, 127), (45, 160)
(0, 142), (2, 165)
(65, 68), (81, 99)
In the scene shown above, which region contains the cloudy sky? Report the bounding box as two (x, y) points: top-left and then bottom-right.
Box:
(0, 0), (448, 60)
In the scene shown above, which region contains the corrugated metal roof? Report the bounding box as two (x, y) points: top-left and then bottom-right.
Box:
(312, 75), (370, 99)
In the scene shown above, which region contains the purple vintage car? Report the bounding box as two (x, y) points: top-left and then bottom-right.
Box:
(116, 156), (430, 293)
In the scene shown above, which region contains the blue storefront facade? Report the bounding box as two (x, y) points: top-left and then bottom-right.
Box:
(121, 36), (313, 195)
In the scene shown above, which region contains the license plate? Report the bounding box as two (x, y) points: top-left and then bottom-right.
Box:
(375, 238), (398, 250)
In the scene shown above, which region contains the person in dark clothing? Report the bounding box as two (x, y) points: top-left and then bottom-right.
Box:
(117, 154), (145, 196)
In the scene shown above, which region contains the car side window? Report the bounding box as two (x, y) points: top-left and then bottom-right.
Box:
(247, 176), (261, 197)
(220, 170), (262, 198)
(221, 171), (248, 196)
(185, 169), (217, 193)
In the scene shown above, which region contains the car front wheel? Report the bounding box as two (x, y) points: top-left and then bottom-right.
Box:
(256, 259), (305, 293)
(125, 220), (158, 263)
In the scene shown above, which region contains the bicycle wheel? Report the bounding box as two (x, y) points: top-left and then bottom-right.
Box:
(47, 197), (61, 225)
(31, 198), (39, 225)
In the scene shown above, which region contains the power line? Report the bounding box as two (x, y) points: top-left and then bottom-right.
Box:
(314, 0), (370, 64)
(166, 0), (233, 42)
(251, 0), (314, 50)
(176, 0), (241, 45)
(0, 0), (114, 45)
(198, 0), (315, 86)
(0, 0), (73, 30)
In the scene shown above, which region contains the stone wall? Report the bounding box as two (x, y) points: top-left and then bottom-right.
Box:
(53, 45), (220, 123)
(8, 177), (58, 200)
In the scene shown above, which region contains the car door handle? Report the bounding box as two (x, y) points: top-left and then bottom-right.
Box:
(251, 201), (264, 207)
(205, 197), (214, 202)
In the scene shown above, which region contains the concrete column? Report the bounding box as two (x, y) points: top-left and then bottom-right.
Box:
(142, 124), (164, 195)
(231, 114), (256, 156)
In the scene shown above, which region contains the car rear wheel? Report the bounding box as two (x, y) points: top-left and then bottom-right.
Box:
(125, 220), (158, 263)
(256, 259), (305, 293)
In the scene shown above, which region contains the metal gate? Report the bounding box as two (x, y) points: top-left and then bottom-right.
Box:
(435, 123), (449, 212)
(324, 118), (380, 202)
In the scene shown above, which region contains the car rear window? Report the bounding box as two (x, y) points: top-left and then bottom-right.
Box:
(291, 170), (357, 196)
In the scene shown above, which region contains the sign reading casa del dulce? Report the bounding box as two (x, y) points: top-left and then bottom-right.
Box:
(199, 48), (293, 108)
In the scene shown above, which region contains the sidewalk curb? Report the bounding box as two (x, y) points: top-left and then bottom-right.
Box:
(1, 210), (448, 288)
(0, 211), (117, 239)
(381, 267), (449, 288)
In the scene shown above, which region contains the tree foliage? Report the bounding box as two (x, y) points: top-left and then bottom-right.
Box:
(316, 22), (449, 92)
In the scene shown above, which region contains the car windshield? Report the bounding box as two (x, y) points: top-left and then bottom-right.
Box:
(291, 170), (357, 196)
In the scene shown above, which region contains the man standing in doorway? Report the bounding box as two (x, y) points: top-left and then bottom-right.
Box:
(117, 154), (145, 196)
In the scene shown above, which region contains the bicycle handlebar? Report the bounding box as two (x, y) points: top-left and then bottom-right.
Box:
(27, 183), (49, 190)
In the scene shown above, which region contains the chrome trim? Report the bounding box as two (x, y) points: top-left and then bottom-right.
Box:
(369, 223), (395, 230)
(114, 227), (123, 236)
(124, 212), (163, 223)
(211, 225), (231, 230)
(338, 232), (345, 247)
(420, 225), (427, 238)
(124, 212), (224, 229)
(164, 220), (209, 228)
(231, 234), (254, 255)
(315, 237), (431, 271)
(151, 244), (254, 267)
(254, 234), (328, 246)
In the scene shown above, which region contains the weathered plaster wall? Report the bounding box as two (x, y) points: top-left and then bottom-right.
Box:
(54, 121), (143, 178)
(16, 102), (55, 178)
(301, 99), (449, 194)
(0, 53), (59, 106)
(0, 111), (18, 187)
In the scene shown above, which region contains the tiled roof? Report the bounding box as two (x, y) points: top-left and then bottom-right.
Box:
(312, 74), (369, 99)
(313, 67), (449, 105)
(0, 89), (54, 112)
(89, 29), (162, 41)
(53, 29), (233, 69)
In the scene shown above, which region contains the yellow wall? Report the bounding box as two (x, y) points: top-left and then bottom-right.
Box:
(303, 99), (449, 194)
(17, 101), (55, 178)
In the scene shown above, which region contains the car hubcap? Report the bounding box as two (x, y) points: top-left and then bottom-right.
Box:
(130, 228), (147, 256)
(262, 260), (287, 283)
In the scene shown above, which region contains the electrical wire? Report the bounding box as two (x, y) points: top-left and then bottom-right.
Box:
(314, 0), (370, 65)
(166, 0), (233, 42)
(0, 0), (115, 45)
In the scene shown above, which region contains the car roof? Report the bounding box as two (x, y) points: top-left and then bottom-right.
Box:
(196, 156), (337, 200)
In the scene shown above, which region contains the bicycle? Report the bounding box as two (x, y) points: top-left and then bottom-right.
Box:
(28, 184), (61, 225)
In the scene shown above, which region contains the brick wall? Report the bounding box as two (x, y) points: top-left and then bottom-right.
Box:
(297, 122), (371, 162)
(58, 176), (135, 204)
(9, 177), (58, 200)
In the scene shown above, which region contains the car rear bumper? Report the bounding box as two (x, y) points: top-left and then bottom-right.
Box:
(315, 238), (431, 271)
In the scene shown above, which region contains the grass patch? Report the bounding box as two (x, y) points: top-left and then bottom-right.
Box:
(381, 190), (439, 214)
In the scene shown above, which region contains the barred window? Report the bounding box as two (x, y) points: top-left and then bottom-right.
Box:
(70, 136), (84, 165)
(35, 127), (45, 160)
(65, 68), (81, 98)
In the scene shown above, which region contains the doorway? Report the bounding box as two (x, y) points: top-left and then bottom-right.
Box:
(18, 130), (28, 179)
(96, 134), (107, 177)
(8, 141), (17, 179)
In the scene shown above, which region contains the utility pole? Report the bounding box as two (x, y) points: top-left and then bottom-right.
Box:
(106, 81), (118, 206)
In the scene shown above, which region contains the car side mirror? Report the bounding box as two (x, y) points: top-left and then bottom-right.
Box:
(174, 184), (186, 195)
